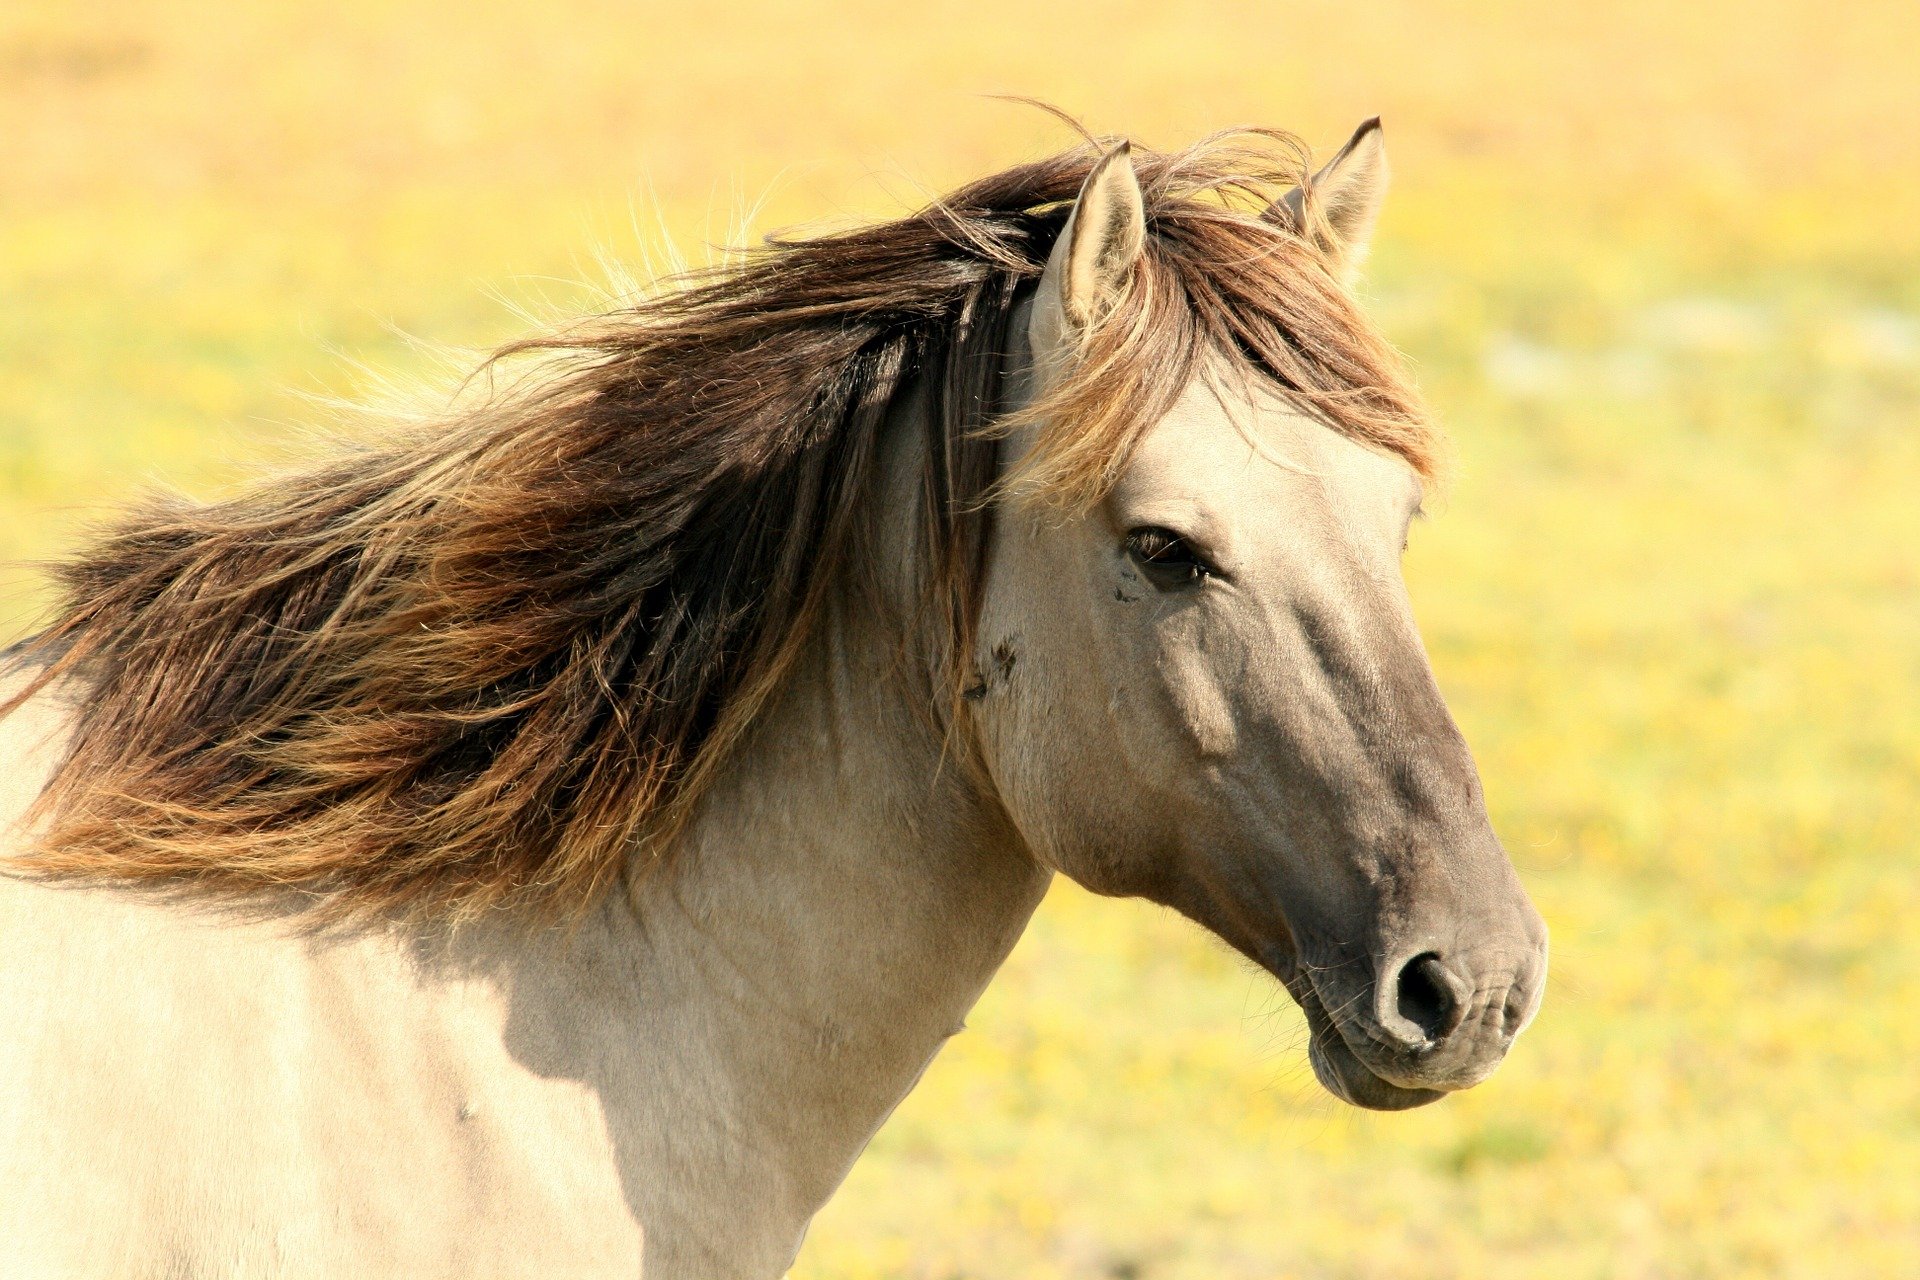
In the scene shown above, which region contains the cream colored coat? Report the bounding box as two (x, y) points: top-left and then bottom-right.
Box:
(0, 617), (1050, 1276)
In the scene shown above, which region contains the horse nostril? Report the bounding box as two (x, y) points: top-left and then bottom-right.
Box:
(1393, 952), (1462, 1043)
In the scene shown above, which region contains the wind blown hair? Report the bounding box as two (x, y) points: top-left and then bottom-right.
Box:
(3, 127), (1439, 922)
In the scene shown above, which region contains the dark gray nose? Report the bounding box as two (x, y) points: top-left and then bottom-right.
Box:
(1378, 951), (1470, 1048)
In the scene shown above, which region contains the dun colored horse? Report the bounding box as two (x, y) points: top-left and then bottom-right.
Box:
(0, 120), (1545, 1277)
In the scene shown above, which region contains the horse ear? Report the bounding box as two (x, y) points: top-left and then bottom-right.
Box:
(1269, 118), (1389, 281)
(1030, 143), (1147, 366)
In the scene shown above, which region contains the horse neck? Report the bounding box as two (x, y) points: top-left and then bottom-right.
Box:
(609, 394), (1050, 1257)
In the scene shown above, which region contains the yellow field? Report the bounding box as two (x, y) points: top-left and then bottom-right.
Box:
(4, 2), (1918, 1275)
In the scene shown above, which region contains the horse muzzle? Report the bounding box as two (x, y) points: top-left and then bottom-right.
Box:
(1280, 920), (1549, 1110)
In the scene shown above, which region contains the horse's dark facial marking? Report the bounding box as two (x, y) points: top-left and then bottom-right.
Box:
(990, 641), (1018, 683)
(963, 637), (1022, 702)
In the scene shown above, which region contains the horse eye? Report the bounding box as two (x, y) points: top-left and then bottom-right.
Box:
(1124, 526), (1212, 588)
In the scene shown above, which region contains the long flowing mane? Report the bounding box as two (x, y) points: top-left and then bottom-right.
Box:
(3, 128), (1440, 922)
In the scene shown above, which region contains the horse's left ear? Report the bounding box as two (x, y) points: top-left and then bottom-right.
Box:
(1268, 117), (1390, 282)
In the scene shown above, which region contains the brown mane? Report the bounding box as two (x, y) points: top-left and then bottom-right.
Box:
(2, 128), (1439, 922)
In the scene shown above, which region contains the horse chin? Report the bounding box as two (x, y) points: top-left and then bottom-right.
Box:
(1306, 1026), (1446, 1112)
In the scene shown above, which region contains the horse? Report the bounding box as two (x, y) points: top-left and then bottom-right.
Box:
(0, 120), (1546, 1277)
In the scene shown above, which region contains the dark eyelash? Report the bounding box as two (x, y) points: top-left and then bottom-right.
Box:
(1124, 527), (1213, 588)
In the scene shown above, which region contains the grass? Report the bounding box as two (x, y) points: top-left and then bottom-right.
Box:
(3, 1), (1917, 1275)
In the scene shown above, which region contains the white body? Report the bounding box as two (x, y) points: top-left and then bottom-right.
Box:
(0, 619), (1049, 1277)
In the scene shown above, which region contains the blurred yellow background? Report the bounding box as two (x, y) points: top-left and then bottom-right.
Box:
(4, 1), (1917, 1276)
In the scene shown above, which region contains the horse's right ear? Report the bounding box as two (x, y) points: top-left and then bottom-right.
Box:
(1029, 143), (1146, 372)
